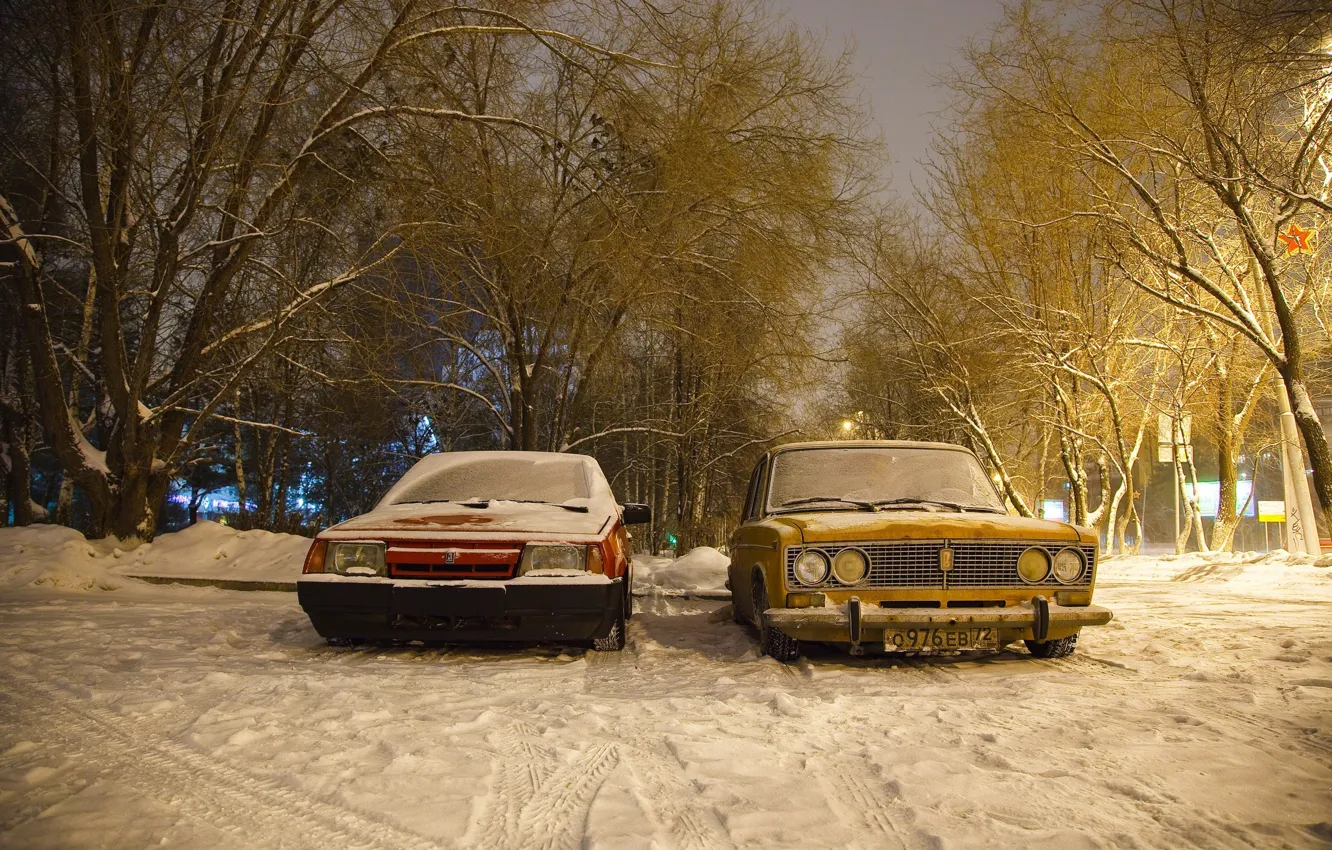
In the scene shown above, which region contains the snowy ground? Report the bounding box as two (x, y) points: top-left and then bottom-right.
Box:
(1, 527), (1330, 849)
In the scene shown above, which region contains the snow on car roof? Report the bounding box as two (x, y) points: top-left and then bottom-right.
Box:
(773, 440), (976, 453)
(376, 451), (619, 516)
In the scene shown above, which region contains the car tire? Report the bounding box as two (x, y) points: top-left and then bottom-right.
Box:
(594, 588), (627, 652)
(752, 574), (800, 663)
(624, 571), (634, 621)
(326, 637), (365, 647)
(1025, 634), (1077, 658)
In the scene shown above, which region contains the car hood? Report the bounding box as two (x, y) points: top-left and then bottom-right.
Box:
(767, 510), (1091, 545)
(323, 500), (614, 539)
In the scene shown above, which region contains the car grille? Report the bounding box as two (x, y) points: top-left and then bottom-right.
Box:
(785, 540), (1096, 589)
(386, 541), (521, 579)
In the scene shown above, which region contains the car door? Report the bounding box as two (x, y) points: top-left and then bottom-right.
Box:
(730, 455), (769, 619)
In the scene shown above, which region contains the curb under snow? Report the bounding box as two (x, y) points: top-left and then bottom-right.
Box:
(122, 574), (297, 592)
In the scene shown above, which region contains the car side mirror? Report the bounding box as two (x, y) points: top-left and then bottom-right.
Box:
(621, 503), (652, 525)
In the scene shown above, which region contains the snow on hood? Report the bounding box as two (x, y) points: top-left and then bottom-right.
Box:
(326, 500), (614, 539)
(332, 450), (622, 539)
(769, 510), (1086, 543)
(377, 451), (619, 513)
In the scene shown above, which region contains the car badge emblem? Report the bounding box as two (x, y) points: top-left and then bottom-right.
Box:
(938, 548), (955, 572)
(445, 551), (456, 564)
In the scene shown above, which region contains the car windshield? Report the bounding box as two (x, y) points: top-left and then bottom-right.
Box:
(765, 447), (1006, 513)
(387, 456), (592, 505)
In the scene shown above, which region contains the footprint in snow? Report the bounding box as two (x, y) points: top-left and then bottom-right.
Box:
(1272, 653), (1310, 663)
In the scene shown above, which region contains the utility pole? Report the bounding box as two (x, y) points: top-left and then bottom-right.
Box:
(1277, 383), (1321, 555)
(1249, 253), (1321, 556)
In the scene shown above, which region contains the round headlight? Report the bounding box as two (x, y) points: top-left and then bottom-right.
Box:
(831, 548), (868, 584)
(793, 549), (830, 585)
(1017, 547), (1050, 583)
(1052, 548), (1084, 584)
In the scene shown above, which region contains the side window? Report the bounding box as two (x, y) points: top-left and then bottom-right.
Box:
(741, 457), (767, 522)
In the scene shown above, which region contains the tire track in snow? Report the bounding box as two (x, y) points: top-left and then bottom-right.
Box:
(808, 754), (909, 849)
(619, 739), (733, 850)
(1, 669), (441, 850)
(513, 742), (618, 850)
(472, 719), (557, 847)
(0, 739), (78, 835)
(580, 623), (734, 849)
(944, 656), (1314, 848)
(1039, 653), (1332, 759)
(469, 722), (618, 850)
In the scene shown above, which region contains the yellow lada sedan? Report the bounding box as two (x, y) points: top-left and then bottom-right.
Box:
(728, 440), (1112, 662)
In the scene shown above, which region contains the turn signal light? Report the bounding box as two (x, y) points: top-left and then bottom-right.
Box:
(586, 545), (605, 574)
(302, 540), (327, 574)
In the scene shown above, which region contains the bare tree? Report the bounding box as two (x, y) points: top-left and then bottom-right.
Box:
(960, 0), (1332, 531)
(0, 0), (675, 538)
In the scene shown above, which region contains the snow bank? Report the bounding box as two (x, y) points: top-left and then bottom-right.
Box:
(114, 521), (310, 584)
(0, 521), (310, 592)
(634, 546), (730, 595)
(0, 524), (123, 591)
(1100, 549), (1332, 601)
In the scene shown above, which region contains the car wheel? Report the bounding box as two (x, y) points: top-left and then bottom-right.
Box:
(1025, 634), (1077, 658)
(624, 572), (634, 621)
(326, 637), (365, 647)
(594, 588), (627, 652)
(752, 574), (800, 663)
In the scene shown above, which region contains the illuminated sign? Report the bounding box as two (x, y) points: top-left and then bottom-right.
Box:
(1182, 481), (1255, 518)
(1258, 500), (1286, 523)
(1041, 499), (1067, 522)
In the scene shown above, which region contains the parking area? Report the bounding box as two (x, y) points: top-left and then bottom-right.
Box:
(0, 569), (1330, 849)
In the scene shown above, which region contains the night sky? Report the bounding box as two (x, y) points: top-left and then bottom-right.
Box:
(770, 0), (1007, 200)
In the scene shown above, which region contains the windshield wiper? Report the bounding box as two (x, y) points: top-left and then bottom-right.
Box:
(398, 498), (588, 513)
(512, 499), (589, 513)
(872, 498), (1005, 514)
(772, 496), (880, 513)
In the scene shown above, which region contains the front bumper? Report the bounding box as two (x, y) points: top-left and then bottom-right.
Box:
(297, 575), (623, 642)
(764, 600), (1113, 646)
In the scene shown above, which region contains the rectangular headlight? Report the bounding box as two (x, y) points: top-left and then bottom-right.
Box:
(518, 543), (588, 575)
(327, 542), (386, 576)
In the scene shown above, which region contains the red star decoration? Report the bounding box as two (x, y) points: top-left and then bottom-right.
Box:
(1278, 222), (1317, 256)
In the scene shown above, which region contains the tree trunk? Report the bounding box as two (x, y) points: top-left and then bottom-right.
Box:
(1059, 432), (1088, 525)
(1211, 375), (1241, 551)
(2, 413), (35, 526)
(110, 455), (156, 540)
(234, 388), (248, 526)
(272, 437), (291, 530)
(1174, 452), (1209, 554)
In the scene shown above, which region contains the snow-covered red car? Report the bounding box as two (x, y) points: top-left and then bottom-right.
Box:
(297, 451), (649, 650)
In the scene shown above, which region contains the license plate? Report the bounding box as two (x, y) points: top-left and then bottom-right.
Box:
(884, 627), (998, 651)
